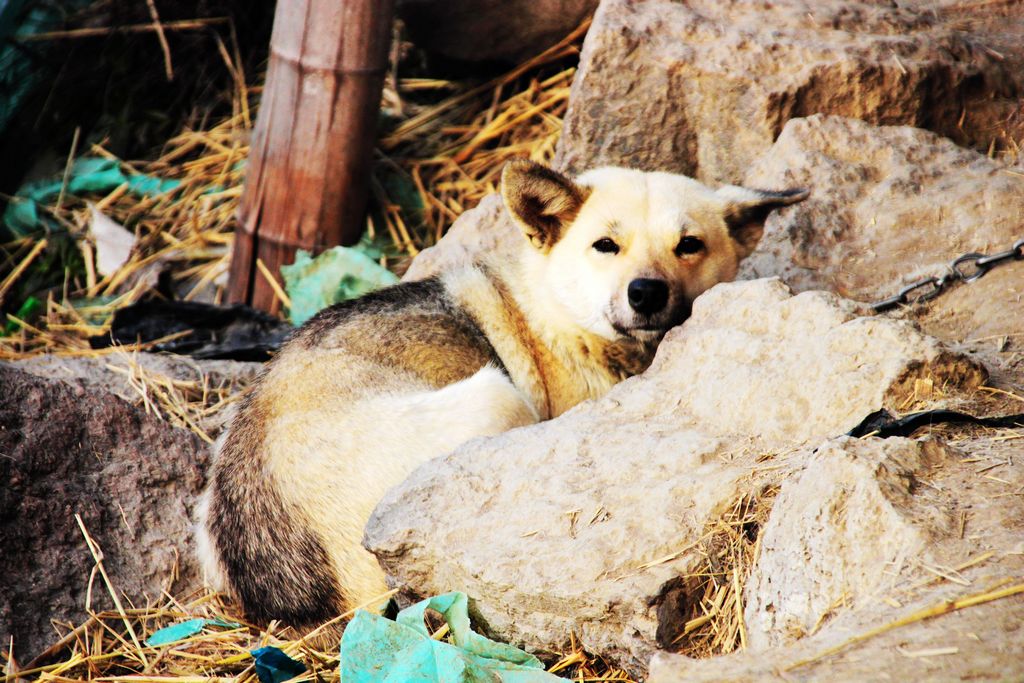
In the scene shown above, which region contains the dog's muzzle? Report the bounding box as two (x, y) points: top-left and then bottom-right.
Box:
(614, 284), (692, 338)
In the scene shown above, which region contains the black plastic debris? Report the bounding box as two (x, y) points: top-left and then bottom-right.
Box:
(848, 408), (1024, 439)
(250, 646), (306, 683)
(90, 300), (293, 362)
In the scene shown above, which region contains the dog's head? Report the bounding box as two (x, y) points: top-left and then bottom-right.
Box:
(501, 160), (808, 342)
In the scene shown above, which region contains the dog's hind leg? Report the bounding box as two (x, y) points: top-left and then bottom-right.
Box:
(268, 363), (539, 611)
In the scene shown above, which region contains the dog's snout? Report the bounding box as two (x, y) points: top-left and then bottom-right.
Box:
(627, 278), (669, 315)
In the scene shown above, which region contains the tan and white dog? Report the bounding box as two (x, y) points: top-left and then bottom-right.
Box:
(196, 160), (806, 629)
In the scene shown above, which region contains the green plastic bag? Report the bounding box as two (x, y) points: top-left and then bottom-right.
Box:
(340, 592), (565, 683)
(280, 246), (398, 326)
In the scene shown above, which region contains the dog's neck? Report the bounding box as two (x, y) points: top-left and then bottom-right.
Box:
(445, 249), (656, 419)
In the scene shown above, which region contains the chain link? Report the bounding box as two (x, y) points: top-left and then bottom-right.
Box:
(870, 237), (1024, 313)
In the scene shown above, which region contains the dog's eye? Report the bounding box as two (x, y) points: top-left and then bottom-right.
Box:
(675, 236), (705, 256)
(592, 238), (620, 254)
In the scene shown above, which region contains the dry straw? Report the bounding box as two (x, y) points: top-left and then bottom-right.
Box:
(666, 491), (774, 659)
(10, 523), (634, 681)
(101, 349), (247, 444)
(0, 19), (585, 361)
(11, 586), (635, 682)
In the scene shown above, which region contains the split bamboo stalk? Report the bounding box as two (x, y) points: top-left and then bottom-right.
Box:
(228, 0), (395, 312)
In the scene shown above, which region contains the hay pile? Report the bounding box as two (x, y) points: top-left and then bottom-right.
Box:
(16, 586), (633, 682)
(671, 492), (774, 658)
(374, 22), (585, 256)
(0, 113), (248, 359)
(0, 20), (583, 361)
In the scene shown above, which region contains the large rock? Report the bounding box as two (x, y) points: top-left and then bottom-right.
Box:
(11, 353), (262, 439)
(556, 0), (1024, 184)
(743, 437), (955, 650)
(403, 194), (519, 281)
(397, 0), (597, 63)
(740, 114), (1024, 306)
(649, 432), (1024, 681)
(364, 278), (986, 675)
(0, 364), (211, 660)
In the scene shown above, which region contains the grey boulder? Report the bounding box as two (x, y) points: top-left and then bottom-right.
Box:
(0, 363), (212, 661)
(364, 278), (986, 675)
(557, 0), (1024, 184)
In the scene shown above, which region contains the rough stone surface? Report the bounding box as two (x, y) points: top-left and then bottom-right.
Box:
(743, 437), (955, 650)
(629, 280), (985, 444)
(0, 364), (210, 660)
(556, 0), (1024, 184)
(396, 0), (597, 63)
(11, 353), (262, 438)
(364, 278), (985, 675)
(649, 432), (1024, 681)
(911, 260), (1024, 347)
(403, 194), (519, 282)
(739, 114), (1024, 305)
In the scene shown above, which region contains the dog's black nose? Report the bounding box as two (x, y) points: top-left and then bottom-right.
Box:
(627, 278), (669, 315)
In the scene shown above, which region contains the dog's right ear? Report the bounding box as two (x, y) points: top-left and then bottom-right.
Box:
(501, 160), (590, 251)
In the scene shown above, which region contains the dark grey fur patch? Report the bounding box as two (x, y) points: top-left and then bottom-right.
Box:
(296, 278), (448, 345)
(296, 277), (507, 382)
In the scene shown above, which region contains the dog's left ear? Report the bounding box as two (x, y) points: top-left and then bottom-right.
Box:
(717, 185), (809, 257)
(502, 160), (590, 251)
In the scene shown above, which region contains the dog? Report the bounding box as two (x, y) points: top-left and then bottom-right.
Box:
(196, 160), (807, 629)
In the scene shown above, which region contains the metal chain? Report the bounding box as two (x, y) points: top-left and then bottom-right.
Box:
(870, 237), (1024, 313)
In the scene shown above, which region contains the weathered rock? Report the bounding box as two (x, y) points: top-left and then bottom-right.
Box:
(396, 0), (597, 63)
(17, 352), (262, 386)
(649, 433), (1024, 681)
(910, 258), (1024, 348)
(364, 278), (985, 675)
(403, 194), (519, 281)
(739, 114), (1024, 305)
(556, 0), (1024, 184)
(0, 364), (210, 660)
(11, 353), (262, 438)
(630, 280), (985, 444)
(653, 578), (1024, 682)
(743, 437), (955, 650)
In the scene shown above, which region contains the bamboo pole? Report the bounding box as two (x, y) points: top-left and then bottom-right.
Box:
(228, 0), (395, 312)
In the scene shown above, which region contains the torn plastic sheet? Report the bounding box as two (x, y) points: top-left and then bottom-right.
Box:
(145, 618), (241, 647)
(89, 299), (292, 362)
(340, 591), (565, 682)
(1, 0), (94, 133)
(281, 246), (398, 326)
(3, 157), (194, 238)
(251, 646), (307, 683)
